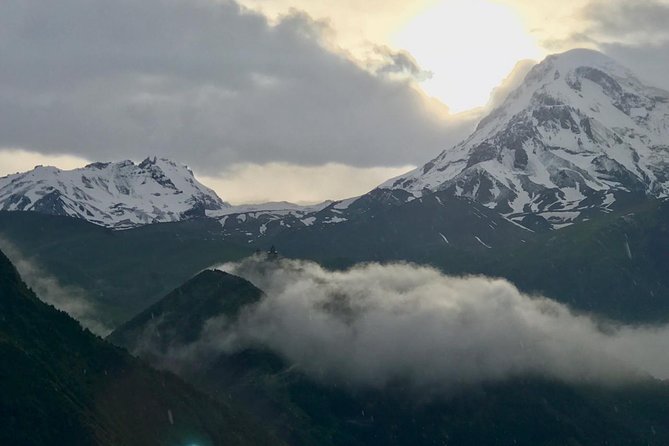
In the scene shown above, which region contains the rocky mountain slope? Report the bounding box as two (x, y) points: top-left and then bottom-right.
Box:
(0, 157), (228, 229)
(206, 49), (669, 239)
(377, 49), (669, 228)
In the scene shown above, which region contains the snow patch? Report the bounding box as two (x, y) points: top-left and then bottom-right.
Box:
(474, 236), (492, 249)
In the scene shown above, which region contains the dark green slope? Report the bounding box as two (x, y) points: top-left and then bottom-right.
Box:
(109, 269), (263, 350)
(257, 191), (533, 264)
(110, 269), (669, 446)
(2, 195), (669, 325)
(260, 195), (669, 323)
(0, 211), (251, 326)
(0, 249), (280, 446)
(433, 197), (669, 323)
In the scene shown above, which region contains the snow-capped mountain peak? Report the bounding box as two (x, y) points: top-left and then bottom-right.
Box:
(380, 48), (669, 228)
(0, 157), (229, 229)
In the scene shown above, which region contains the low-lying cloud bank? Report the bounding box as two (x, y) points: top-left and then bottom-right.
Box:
(166, 258), (669, 391)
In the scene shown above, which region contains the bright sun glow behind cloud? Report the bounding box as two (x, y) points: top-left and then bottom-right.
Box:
(393, 0), (544, 112)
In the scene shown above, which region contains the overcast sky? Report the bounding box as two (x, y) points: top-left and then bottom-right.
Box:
(0, 0), (667, 203)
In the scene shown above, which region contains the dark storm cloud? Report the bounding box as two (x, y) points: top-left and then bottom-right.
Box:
(0, 0), (475, 174)
(538, 0), (669, 92)
(580, 0), (669, 40)
(584, 0), (669, 92)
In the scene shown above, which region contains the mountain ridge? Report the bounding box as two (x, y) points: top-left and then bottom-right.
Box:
(0, 156), (229, 229)
(2, 49), (668, 237)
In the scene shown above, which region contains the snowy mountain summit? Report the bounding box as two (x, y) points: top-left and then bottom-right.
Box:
(0, 157), (229, 229)
(380, 49), (669, 228)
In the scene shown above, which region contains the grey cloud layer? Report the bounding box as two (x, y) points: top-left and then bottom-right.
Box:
(0, 0), (474, 174)
(145, 258), (669, 392)
(581, 0), (669, 42)
(539, 0), (669, 91)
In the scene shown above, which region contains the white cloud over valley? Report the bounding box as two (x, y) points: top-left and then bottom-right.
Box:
(136, 258), (669, 392)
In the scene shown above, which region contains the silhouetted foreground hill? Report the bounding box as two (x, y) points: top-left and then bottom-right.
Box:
(0, 248), (280, 446)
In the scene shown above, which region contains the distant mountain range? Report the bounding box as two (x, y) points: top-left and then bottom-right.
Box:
(2, 49), (668, 239)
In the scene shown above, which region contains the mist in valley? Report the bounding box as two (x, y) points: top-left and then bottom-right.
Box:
(132, 257), (669, 394)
